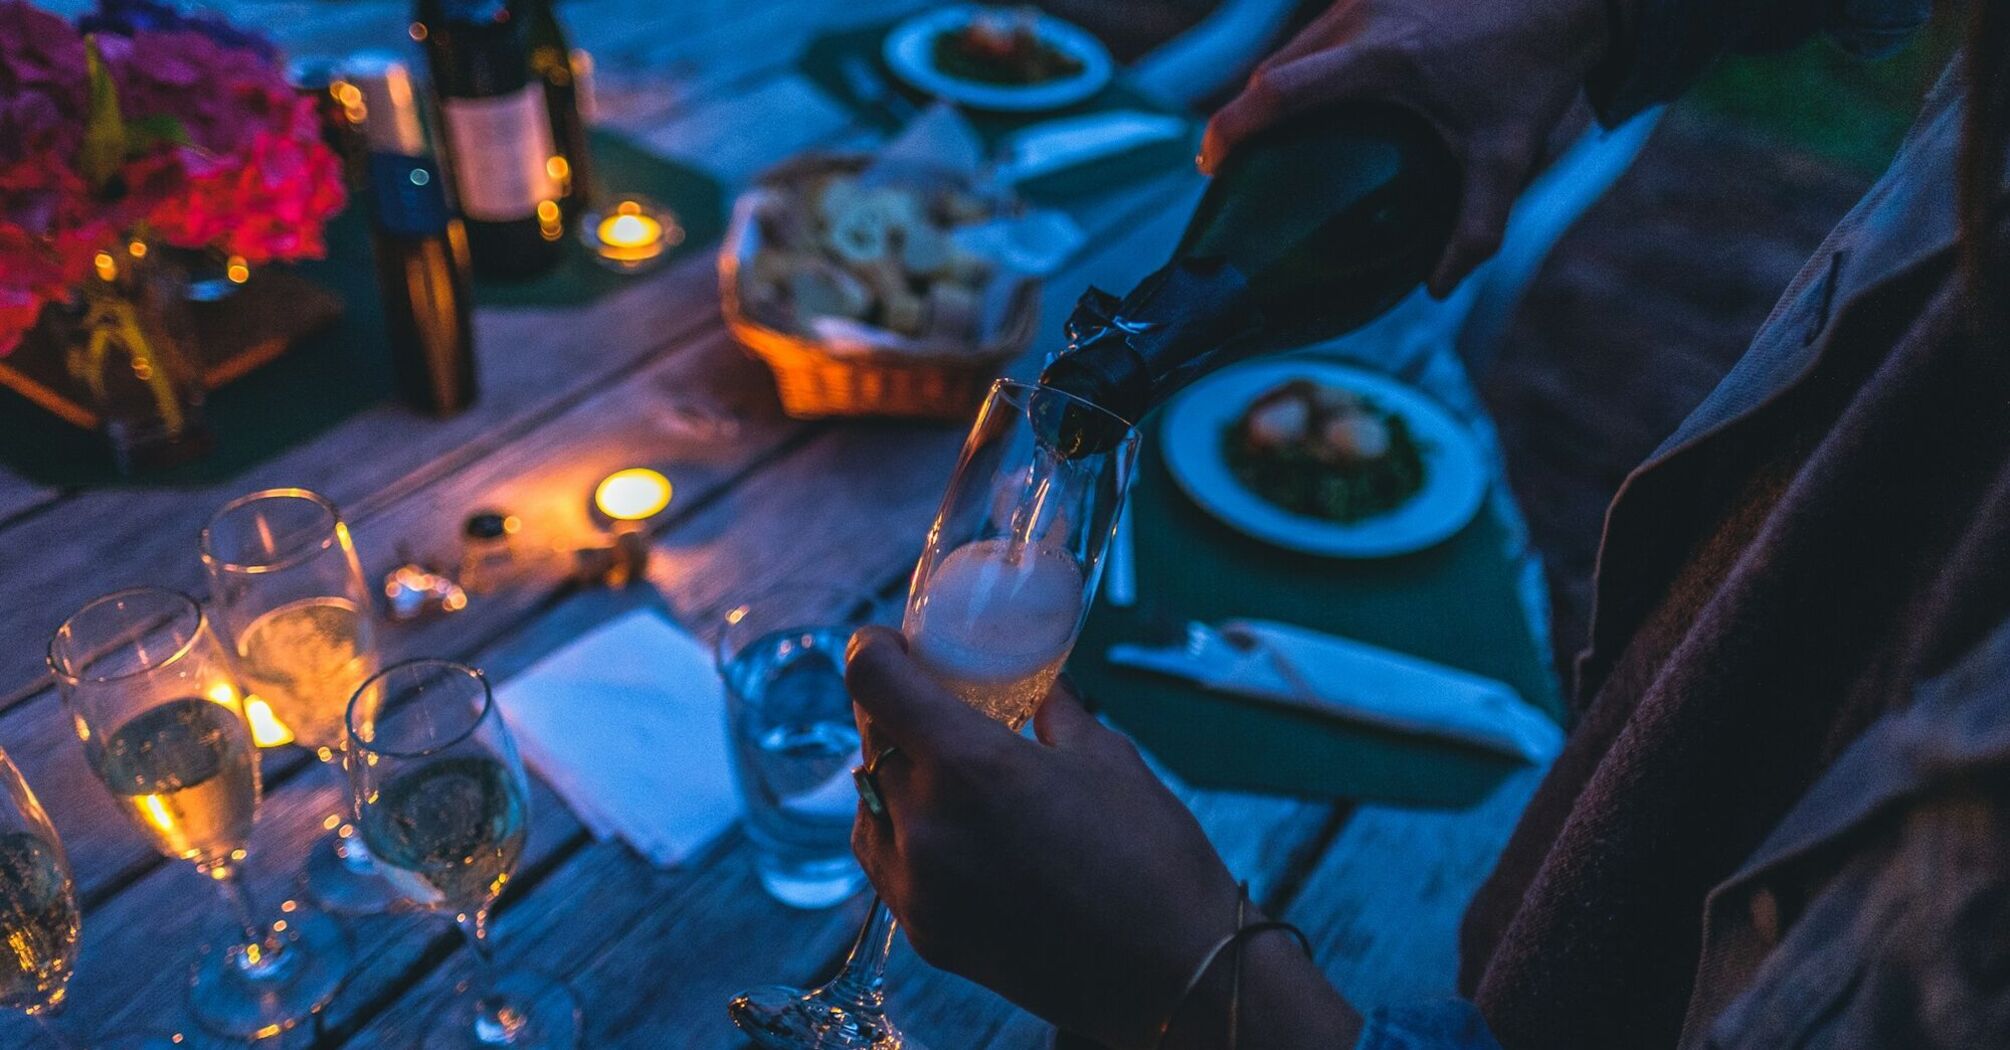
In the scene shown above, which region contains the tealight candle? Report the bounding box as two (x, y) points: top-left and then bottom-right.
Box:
(594, 467), (673, 521)
(583, 197), (682, 273)
(583, 467), (672, 587)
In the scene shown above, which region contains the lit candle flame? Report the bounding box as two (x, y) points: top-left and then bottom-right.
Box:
(595, 468), (672, 521)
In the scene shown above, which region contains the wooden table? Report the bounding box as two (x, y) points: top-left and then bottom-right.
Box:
(7, 3), (1549, 1045)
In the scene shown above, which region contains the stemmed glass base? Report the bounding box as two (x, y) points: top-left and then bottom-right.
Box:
(426, 971), (580, 1050)
(188, 907), (350, 1039)
(729, 983), (909, 1050)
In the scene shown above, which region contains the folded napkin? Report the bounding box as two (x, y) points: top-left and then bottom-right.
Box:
(495, 610), (739, 867)
(1107, 619), (1563, 763)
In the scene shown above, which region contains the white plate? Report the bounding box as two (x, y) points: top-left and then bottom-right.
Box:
(1162, 361), (1488, 558)
(882, 6), (1113, 113)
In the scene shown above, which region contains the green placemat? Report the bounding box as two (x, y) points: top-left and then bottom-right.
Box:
(0, 129), (723, 488)
(1068, 415), (1564, 808)
(797, 22), (1200, 209)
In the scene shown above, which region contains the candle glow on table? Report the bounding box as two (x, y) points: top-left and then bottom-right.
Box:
(595, 468), (673, 521)
(584, 197), (682, 272)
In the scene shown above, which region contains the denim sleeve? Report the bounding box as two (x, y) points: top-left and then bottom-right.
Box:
(1353, 1000), (1502, 1050)
(1589, 0), (1929, 123)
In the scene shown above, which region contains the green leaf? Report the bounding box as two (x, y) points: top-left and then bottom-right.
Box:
(78, 37), (126, 191)
(124, 115), (192, 153)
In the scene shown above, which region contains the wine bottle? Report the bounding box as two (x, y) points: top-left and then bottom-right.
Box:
(369, 151), (480, 416)
(413, 0), (564, 279)
(520, 0), (592, 214)
(1037, 102), (1459, 452)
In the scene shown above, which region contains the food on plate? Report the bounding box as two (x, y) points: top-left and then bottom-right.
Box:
(1223, 379), (1430, 524)
(741, 168), (1004, 345)
(930, 8), (1085, 86)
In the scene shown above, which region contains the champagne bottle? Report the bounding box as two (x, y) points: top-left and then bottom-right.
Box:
(520, 0), (592, 214)
(1037, 102), (1459, 452)
(413, 0), (564, 279)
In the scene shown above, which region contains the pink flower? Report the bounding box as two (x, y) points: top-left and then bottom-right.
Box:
(0, 1), (88, 161)
(0, 1), (347, 355)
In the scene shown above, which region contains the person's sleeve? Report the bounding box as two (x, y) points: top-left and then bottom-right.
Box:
(1589, 0), (1930, 124)
(1353, 999), (1502, 1050)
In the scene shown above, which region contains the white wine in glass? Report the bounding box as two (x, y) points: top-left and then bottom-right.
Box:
(233, 596), (376, 754)
(358, 753), (527, 909)
(91, 697), (259, 866)
(0, 758), (78, 1020)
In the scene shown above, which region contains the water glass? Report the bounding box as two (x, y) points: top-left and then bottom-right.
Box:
(717, 585), (875, 909)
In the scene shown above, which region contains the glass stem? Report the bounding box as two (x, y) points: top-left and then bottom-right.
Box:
(454, 911), (526, 1045)
(211, 864), (288, 978)
(821, 897), (898, 1012)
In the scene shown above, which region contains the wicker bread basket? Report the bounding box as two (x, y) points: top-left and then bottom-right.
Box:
(719, 154), (1041, 422)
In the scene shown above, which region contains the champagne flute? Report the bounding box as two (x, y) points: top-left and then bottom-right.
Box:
(730, 380), (1139, 1049)
(0, 745), (80, 1044)
(346, 659), (580, 1049)
(201, 488), (395, 915)
(0, 749), (186, 1050)
(49, 588), (350, 1040)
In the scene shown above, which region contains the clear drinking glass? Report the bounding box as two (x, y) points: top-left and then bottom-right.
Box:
(346, 659), (580, 1050)
(200, 488), (395, 915)
(730, 380), (1140, 1049)
(49, 588), (350, 1040)
(717, 585), (875, 909)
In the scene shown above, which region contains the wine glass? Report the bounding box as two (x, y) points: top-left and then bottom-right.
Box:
(346, 659), (581, 1049)
(0, 749), (186, 1050)
(201, 488), (396, 915)
(48, 588), (350, 1040)
(730, 380), (1139, 1048)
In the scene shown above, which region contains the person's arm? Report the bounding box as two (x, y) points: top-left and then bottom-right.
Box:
(844, 627), (1360, 1048)
(1200, 0), (1929, 295)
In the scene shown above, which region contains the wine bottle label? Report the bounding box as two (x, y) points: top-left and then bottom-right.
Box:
(440, 87), (559, 222)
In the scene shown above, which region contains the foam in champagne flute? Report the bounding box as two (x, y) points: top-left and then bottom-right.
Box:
(907, 537), (1084, 729)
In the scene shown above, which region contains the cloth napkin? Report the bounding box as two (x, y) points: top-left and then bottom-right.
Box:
(494, 610), (739, 867)
(1107, 619), (1563, 763)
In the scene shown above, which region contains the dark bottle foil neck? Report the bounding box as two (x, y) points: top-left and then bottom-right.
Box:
(1039, 256), (1259, 434)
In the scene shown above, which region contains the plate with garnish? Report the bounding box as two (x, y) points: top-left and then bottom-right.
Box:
(883, 5), (1113, 113)
(1162, 360), (1488, 558)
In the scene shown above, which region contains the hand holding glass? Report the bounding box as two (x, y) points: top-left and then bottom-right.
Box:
(730, 380), (1138, 1048)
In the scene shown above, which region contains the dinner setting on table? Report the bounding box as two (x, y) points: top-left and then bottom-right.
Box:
(2, 0), (1967, 1046)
